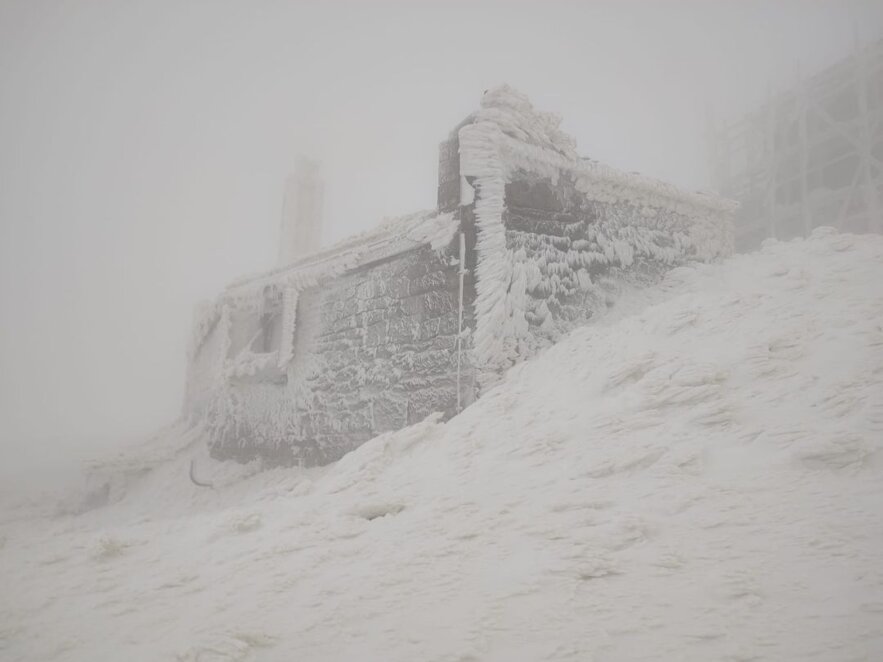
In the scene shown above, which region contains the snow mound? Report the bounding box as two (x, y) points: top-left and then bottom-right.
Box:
(2, 228), (883, 661)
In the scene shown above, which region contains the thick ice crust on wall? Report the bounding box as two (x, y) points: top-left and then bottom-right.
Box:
(205, 244), (475, 467)
(460, 85), (735, 384)
(503, 172), (674, 361)
(183, 210), (466, 467)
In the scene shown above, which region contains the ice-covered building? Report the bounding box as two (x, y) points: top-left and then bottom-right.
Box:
(184, 86), (735, 467)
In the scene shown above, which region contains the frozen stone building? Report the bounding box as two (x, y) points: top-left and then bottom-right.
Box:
(184, 86), (735, 467)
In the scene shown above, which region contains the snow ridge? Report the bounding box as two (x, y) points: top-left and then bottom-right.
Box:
(2, 228), (881, 661)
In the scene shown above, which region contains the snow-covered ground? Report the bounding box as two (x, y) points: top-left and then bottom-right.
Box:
(2, 227), (882, 661)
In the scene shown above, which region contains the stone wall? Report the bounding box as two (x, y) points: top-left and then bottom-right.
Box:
(207, 237), (476, 467)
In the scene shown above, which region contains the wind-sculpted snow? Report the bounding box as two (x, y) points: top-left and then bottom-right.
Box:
(2, 228), (882, 661)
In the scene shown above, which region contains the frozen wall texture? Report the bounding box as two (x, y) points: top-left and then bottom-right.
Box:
(184, 86), (735, 467)
(458, 86), (734, 386)
(210, 241), (476, 467)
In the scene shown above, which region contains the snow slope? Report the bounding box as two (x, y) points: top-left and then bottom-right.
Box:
(2, 227), (882, 661)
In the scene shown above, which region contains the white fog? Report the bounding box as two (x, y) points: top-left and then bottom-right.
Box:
(1, 1), (882, 660)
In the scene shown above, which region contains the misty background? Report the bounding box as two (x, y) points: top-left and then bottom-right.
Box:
(2, 0), (882, 483)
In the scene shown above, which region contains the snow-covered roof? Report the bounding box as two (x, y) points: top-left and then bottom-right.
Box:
(224, 209), (458, 300)
(186, 210), (457, 360)
(466, 85), (736, 215)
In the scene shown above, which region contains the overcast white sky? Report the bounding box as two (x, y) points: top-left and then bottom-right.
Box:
(1, 0), (882, 478)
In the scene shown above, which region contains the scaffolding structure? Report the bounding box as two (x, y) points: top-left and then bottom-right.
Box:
(710, 37), (883, 251)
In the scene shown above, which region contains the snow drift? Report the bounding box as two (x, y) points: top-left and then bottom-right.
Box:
(1, 227), (882, 661)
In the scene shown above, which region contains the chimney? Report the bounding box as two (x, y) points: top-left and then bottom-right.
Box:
(279, 157), (324, 265)
(437, 115), (477, 212)
(437, 132), (461, 213)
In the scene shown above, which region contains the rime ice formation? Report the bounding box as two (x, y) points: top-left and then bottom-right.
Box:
(3, 228), (882, 661)
(185, 86), (735, 466)
(460, 86), (734, 386)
